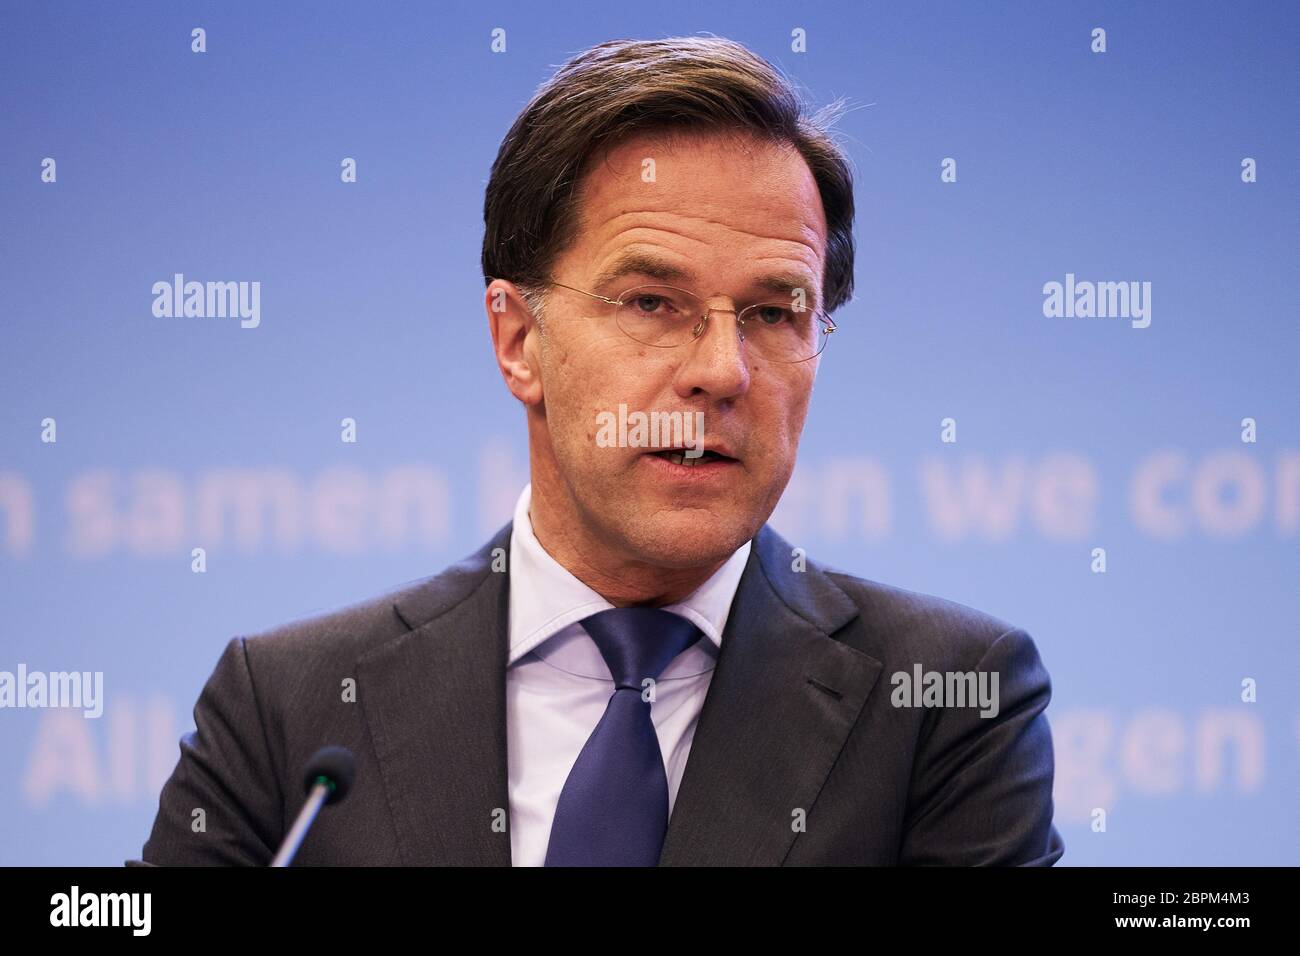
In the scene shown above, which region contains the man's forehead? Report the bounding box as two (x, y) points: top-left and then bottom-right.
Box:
(570, 128), (828, 264)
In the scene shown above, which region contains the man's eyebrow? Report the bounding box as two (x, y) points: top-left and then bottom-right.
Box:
(591, 252), (821, 307)
(753, 271), (822, 307)
(590, 253), (694, 290)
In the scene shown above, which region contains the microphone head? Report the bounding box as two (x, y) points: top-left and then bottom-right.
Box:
(302, 745), (356, 805)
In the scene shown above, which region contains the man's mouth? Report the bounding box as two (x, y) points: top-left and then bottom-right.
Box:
(648, 449), (737, 467)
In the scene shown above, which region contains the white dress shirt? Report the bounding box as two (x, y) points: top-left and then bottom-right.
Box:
(505, 483), (752, 866)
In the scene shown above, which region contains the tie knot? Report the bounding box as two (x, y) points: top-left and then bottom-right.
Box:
(579, 607), (702, 691)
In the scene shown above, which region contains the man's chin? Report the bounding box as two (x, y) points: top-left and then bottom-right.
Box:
(613, 507), (758, 571)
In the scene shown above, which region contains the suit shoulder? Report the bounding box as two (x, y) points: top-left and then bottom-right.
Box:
(239, 580), (413, 662)
(239, 534), (501, 666)
(820, 565), (1025, 668)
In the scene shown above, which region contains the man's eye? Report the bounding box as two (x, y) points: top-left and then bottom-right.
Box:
(755, 306), (793, 325)
(629, 295), (678, 315)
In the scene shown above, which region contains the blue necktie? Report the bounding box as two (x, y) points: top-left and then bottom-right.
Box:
(543, 607), (703, 866)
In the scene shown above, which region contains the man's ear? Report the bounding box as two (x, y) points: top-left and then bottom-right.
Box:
(485, 279), (544, 406)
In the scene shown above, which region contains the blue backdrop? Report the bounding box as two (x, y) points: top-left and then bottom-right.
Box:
(1, 0), (1296, 865)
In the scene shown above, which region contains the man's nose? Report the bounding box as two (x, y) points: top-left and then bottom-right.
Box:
(671, 299), (750, 399)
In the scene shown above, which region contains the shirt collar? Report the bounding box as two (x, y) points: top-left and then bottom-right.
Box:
(506, 483), (752, 666)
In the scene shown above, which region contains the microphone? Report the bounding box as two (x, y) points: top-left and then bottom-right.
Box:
(269, 745), (357, 867)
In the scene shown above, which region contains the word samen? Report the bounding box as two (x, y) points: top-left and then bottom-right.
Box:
(595, 403), (705, 459)
(151, 273), (260, 328)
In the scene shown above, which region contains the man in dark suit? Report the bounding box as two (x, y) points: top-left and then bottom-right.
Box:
(138, 35), (1063, 866)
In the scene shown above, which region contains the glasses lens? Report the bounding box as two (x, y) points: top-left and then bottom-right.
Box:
(738, 302), (832, 363)
(614, 286), (702, 347)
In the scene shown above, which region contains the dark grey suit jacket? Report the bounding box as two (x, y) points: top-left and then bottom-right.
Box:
(136, 521), (1064, 866)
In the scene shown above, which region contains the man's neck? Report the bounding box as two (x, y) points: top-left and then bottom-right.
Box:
(526, 499), (725, 608)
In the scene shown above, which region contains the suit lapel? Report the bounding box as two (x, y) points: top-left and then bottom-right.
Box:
(357, 524), (514, 865)
(658, 525), (883, 865)
(357, 519), (881, 866)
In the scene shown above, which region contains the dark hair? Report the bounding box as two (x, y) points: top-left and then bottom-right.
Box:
(481, 36), (855, 315)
